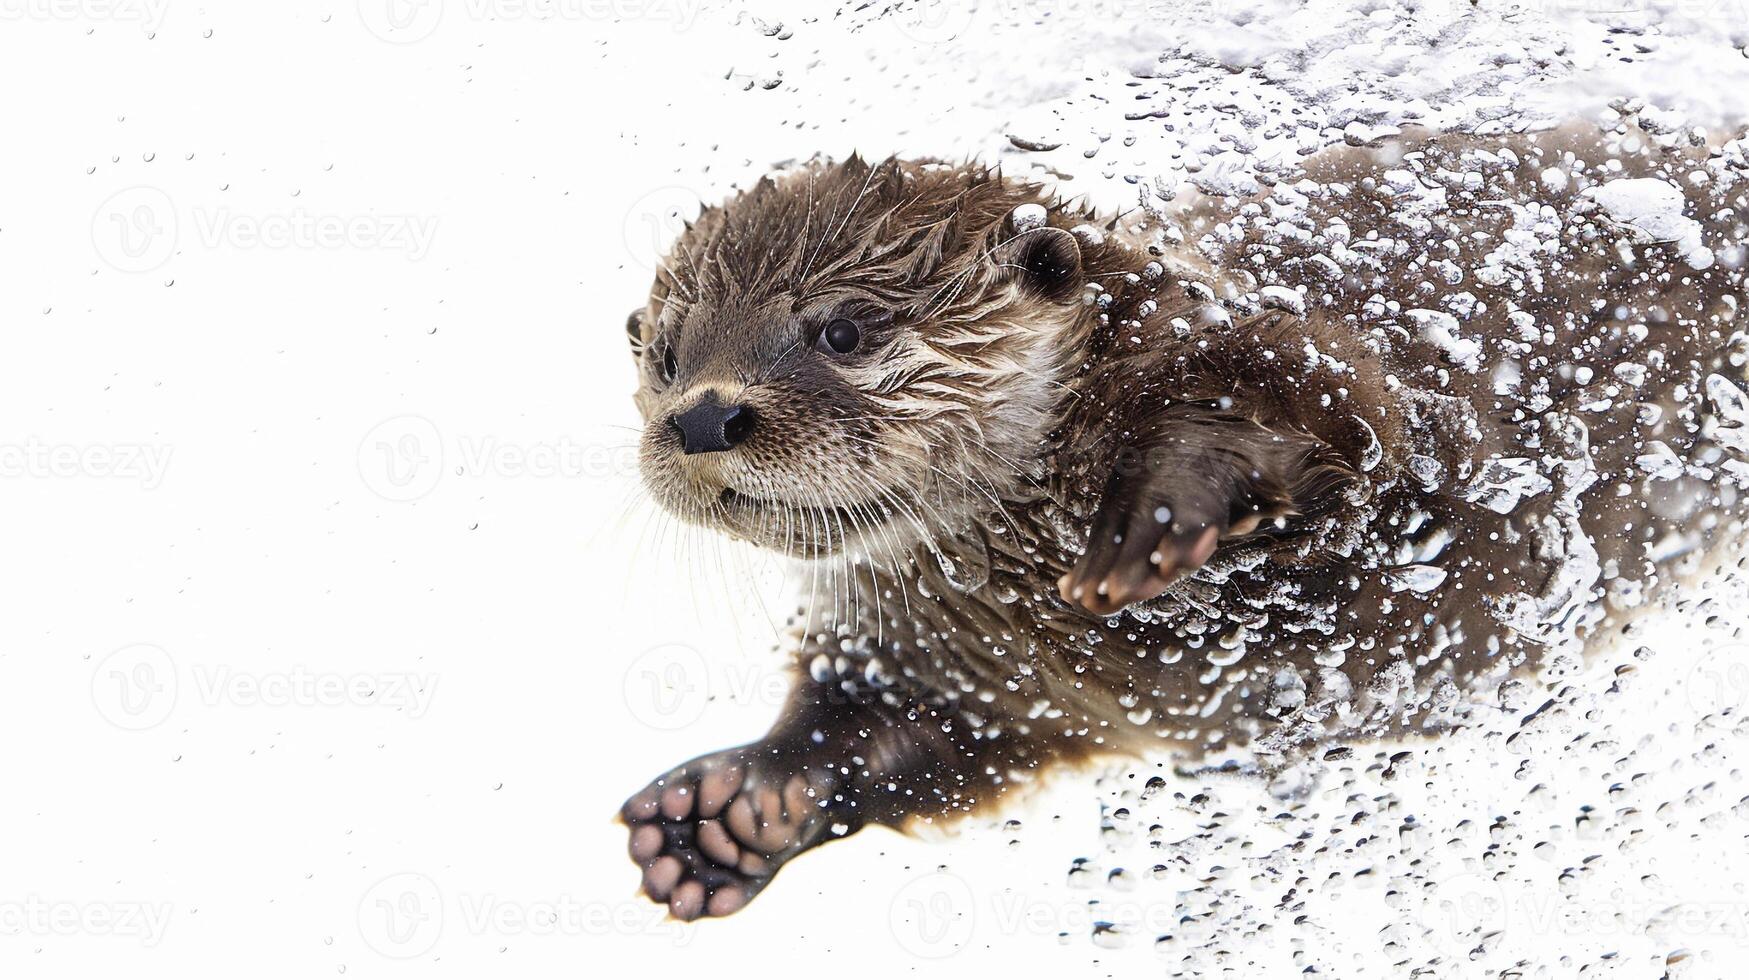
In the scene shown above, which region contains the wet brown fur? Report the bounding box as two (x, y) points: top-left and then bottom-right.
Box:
(619, 121), (1749, 919)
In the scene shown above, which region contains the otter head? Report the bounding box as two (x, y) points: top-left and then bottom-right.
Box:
(628, 155), (1089, 558)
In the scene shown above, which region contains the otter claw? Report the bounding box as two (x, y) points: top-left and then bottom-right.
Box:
(1060, 524), (1219, 616)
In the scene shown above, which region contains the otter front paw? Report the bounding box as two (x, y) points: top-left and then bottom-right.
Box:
(1057, 415), (1356, 617)
(1057, 486), (1226, 617)
(620, 748), (849, 920)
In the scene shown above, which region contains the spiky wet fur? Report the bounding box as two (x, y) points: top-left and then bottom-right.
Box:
(633, 159), (1102, 561)
(627, 122), (1749, 857)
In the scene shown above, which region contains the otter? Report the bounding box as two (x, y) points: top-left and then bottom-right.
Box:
(617, 121), (1749, 920)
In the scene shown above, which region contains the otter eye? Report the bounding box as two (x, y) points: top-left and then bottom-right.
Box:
(822, 317), (860, 355)
(659, 345), (678, 382)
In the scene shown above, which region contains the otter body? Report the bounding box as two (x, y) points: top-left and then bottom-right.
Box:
(619, 122), (1749, 919)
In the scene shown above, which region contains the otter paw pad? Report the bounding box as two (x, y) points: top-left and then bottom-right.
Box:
(621, 753), (842, 920)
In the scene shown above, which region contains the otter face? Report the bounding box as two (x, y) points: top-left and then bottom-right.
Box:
(628, 156), (1088, 559)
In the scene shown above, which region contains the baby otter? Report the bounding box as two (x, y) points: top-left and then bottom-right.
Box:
(618, 121), (1749, 920)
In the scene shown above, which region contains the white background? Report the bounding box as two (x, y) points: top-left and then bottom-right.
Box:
(4, 2), (1749, 978)
(0, 3), (1123, 977)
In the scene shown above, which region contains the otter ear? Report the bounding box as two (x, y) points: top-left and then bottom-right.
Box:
(626, 309), (646, 357)
(993, 218), (1082, 303)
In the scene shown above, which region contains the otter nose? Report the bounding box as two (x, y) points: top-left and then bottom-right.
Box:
(670, 396), (755, 455)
